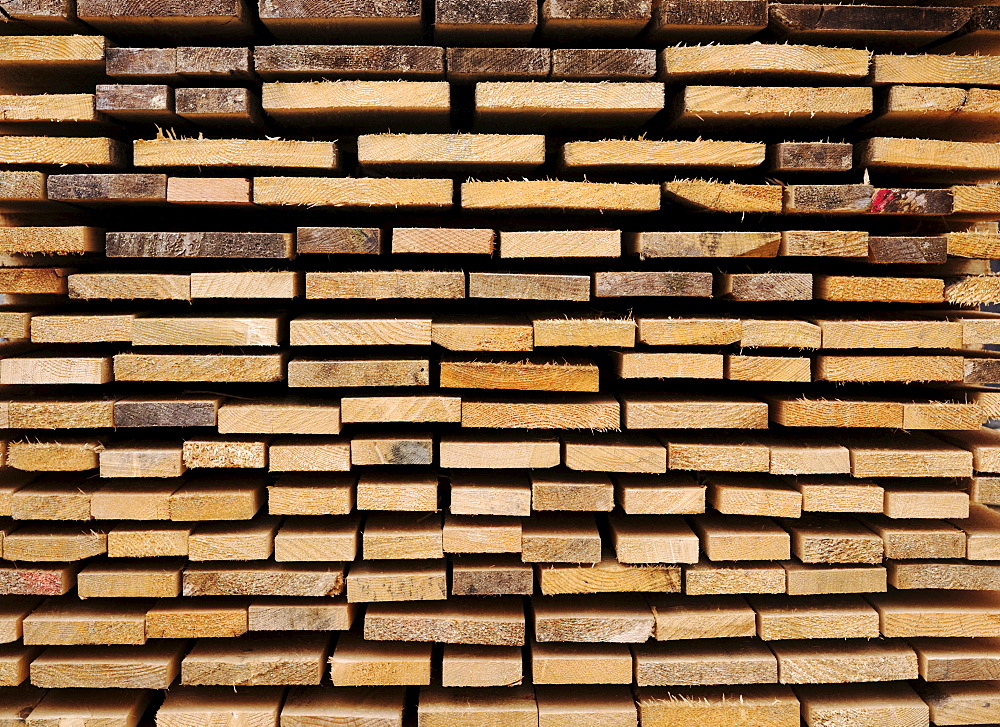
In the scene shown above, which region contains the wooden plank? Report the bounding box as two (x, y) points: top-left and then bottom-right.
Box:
(769, 141), (853, 172)
(306, 270), (464, 299)
(630, 230), (779, 257)
(768, 396), (904, 428)
(68, 273), (189, 300)
(649, 594), (755, 640)
(637, 685), (799, 727)
(434, 316), (533, 351)
(648, 0), (766, 40)
(637, 317), (739, 345)
(1, 356), (110, 386)
(157, 687), (282, 727)
(534, 316), (634, 347)
(452, 554), (532, 595)
(146, 598), (247, 643)
(665, 434), (769, 473)
(258, 0), (421, 40)
(274, 516), (359, 562)
(360, 133), (543, 168)
(593, 271), (713, 297)
(563, 433), (666, 473)
(563, 139), (764, 169)
(0, 136), (122, 167)
(690, 514), (790, 561)
(0, 564), (77, 596)
(469, 272), (589, 301)
(769, 4), (971, 45)
(863, 136), (1000, 179)
(108, 523), (190, 559)
(364, 597), (525, 645)
(177, 46), (252, 77)
(447, 47), (550, 81)
(281, 686), (404, 727)
(532, 594), (654, 642)
(181, 633), (328, 686)
(785, 561), (884, 595)
(615, 473), (705, 514)
(663, 43), (868, 80)
(532, 642), (632, 684)
(817, 275), (943, 303)
(719, 273), (813, 301)
(107, 231), (292, 258)
(76, 0), (251, 38)
(23, 598), (146, 645)
(95, 84), (172, 122)
(442, 645), (522, 687)
(742, 318), (821, 348)
(0, 35), (104, 69)
(500, 229), (619, 258)
(26, 689), (149, 727)
(30, 642), (184, 688)
(664, 181), (782, 214)
(261, 81), (450, 124)
(870, 590), (1000, 638)
(363, 512), (443, 560)
(706, 473), (801, 517)
(169, 477), (264, 521)
(0, 268), (69, 295)
(137, 137), (335, 168)
(330, 633), (431, 685)
(444, 516), (521, 553)
(347, 560), (447, 603)
(674, 86), (872, 128)
(462, 180), (660, 212)
(255, 44), (442, 78)
(418, 686), (537, 727)
(461, 395), (619, 429)
(131, 315), (280, 347)
(193, 270), (301, 301)
(167, 176), (252, 205)
(114, 353), (283, 382)
(634, 639), (777, 686)
(342, 395), (459, 424)
(859, 515), (965, 560)
(351, 433), (433, 466)
(552, 47), (655, 79)
(726, 354), (811, 382)
(440, 434), (559, 469)
(189, 518), (279, 561)
(113, 395), (219, 428)
(889, 561), (1000, 590)
(0, 93), (97, 123)
(435, 0), (537, 42)
(780, 230), (867, 257)
(268, 437), (351, 472)
(623, 394), (768, 429)
(749, 594), (879, 640)
(393, 227), (494, 254)
(442, 357), (598, 391)
(798, 683), (928, 727)
(611, 514), (700, 564)
(291, 316), (430, 346)
(5, 399), (113, 429)
(298, 226), (382, 254)
(794, 476), (883, 513)
(538, 551), (680, 595)
(816, 354), (963, 382)
(255, 176), (452, 207)
(842, 432), (973, 477)
(183, 562), (345, 598)
(522, 513), (602, 563)
(910, 636), (1000, 682)
(874, 54), (1000, 87)
(770, 638), (917, 683)
(475, 81), (664, 126)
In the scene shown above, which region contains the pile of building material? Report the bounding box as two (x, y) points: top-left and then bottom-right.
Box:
(0, 0), (1000, 724)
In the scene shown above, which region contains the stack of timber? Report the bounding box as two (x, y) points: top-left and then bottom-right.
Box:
(4, 0), (1000, 724)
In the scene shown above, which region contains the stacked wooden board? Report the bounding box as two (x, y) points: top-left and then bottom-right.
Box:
(3, 0), (1000, 724)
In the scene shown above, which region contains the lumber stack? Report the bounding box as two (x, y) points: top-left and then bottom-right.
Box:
(2, 0), (1000, 724)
